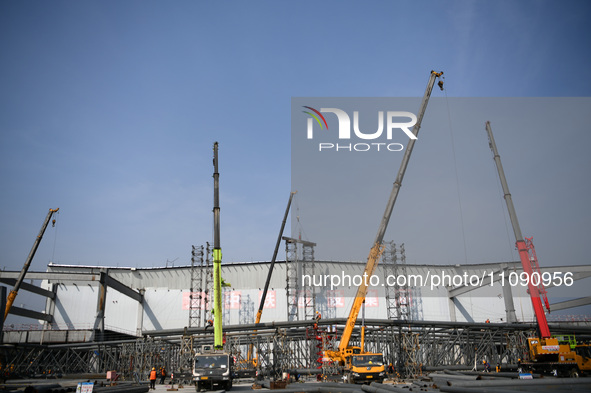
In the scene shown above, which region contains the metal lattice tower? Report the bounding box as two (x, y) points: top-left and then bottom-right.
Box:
(180, 333), (194, 373)
(395, 244), (410, 321)
(383, 242), (410, 320)
(204, 242), (213, 323)
(284, 237), (316, 321)
(383, 241), (397, 320)
(410, 285), (423, 321)
(301, 241), (316, 321)
(239, 294), (254, 325)
(284, 238), (299, 321)
(317, 288), (336, 320)
(401, 331), (421, 378)
(189, 245), (204, 328)
(223, 288), (231, 325)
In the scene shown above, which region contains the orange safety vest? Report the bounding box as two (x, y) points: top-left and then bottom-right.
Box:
(150, 370), (157, 380)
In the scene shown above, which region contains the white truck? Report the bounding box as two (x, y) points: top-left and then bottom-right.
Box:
(193, 349), (234, 391)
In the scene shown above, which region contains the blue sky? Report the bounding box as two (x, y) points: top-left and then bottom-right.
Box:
(1, 0), (590, 277)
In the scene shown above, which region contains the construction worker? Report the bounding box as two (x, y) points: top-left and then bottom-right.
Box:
(311, 311), (320, 330)
(205, 319), (214, 329)
(388, 363), (394, 376)
(160, 367), (166, 384)
(482, 360), (491, 372)
(149, 367), (157, 390)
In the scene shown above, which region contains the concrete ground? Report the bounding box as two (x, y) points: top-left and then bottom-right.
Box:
(150, 380), (255, 392)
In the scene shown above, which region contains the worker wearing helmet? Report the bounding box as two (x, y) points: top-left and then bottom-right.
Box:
(149, 367), (157, 390)
(315, 311), (321, 322)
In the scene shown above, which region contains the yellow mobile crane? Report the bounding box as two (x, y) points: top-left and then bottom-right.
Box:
(324, 71), (443, 383)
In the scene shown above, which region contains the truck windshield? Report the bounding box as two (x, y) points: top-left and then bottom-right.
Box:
(351, 354), (383, 367)
(194, 355), (228, 369)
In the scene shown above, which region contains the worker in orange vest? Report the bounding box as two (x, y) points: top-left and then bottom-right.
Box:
(149, 367), (157, 390)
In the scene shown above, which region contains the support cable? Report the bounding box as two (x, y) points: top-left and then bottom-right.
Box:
(443, 80), (469, 264)
(51, 209), (60, 263)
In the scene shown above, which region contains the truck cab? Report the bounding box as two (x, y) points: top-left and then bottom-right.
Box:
(193, 350), (234, 391)
(346, 353), (386, 384)
(333, 347), (385, 384)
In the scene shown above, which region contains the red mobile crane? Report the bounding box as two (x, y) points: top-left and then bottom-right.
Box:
(485, 121), (590, 377)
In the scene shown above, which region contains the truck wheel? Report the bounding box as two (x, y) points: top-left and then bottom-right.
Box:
(570, 368), (580, 378)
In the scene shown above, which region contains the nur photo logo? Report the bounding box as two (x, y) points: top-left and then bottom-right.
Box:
(301, 105), (418, 152)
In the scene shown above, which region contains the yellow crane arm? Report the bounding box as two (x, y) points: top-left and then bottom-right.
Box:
(4, 208), (59, 321)
(338, 243), (384, 352)
(336, 70), (443, 354)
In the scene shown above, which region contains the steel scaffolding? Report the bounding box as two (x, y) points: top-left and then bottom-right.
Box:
(383, 242), (410, 321)
(283, 237), (316, 321)
(189, 245), (204, 328)
(285, 238), (299, 321)
(4, 319), (584, 382)
(239, 293), (254, 325)
(204, 242), (212, 324)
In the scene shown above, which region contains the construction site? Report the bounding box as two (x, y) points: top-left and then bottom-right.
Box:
(2, 72), (591, 393)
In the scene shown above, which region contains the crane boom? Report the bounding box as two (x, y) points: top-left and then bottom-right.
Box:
(338, 71), (443, 352)
(484, 121), (551, 338)
(255, 191), (296, 324)
(4, 208), (59, 321)
(212, 142), (223, 349)
(246, 191), (297, 367)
